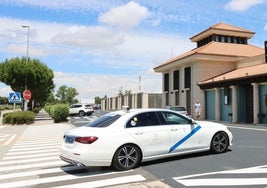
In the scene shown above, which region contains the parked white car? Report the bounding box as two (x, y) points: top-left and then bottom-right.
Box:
(165, 105), (189, 116)
(69, 104), (94, 116)
(60, 108), (233, 170)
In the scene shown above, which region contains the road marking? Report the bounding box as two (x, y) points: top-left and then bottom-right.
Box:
(53, 174), (146, 188)
(228, 125), (267, 132)
(6, 148), (59, 155)
(0, 124), (147, 188)
(178, 178), (267, 186)
(174, 165), (267, 187)
(0, 134), (16, 146)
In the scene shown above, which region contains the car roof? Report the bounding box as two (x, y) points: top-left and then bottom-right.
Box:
(107, 108), (178, 117)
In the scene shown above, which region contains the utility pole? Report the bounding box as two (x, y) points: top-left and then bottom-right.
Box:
(22, 25), (30, 111)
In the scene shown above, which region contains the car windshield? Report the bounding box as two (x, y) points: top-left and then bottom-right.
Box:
(85, 114), (121, 127)
(170, 106), (186, 111)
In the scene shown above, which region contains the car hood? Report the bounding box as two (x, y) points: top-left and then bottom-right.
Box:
(196, 121), (227, 128)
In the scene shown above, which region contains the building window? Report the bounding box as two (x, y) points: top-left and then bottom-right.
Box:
(175, 91), (179, 105)
(173, 70), (179, 90)
(165, 93), (169, 106)
(221, 36), (225, 42)
(164, 73), (169, 92)
(184, 67), (191, 89)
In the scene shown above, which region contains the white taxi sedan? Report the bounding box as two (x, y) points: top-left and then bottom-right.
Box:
(60, 108), (233, 170)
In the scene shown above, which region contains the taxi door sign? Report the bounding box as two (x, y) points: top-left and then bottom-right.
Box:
(8, 92), (21, 103)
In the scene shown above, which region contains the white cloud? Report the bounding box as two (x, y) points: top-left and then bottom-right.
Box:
(98, 1), (150, 29)
(52, 26), (124, 48)
(225, 0), (263, 11)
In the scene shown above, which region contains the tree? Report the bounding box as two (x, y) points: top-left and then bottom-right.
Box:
(124, 90), (132, 96)
(0, 57), (55, 107)
(94, 96), (101, 104)
(0, 96), (8, 104)
(55, 85), (79, 104)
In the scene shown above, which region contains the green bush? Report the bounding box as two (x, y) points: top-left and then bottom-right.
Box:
(53, 104), (69, 123)
(44, 103), (69, 123)
(3, 111), (35, 125)
(32, 107), (41, 114)
(44, 103), (52, 115)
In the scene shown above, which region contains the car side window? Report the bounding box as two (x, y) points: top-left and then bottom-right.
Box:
(126, 112), (160, 128)
(159, 111), (190, 125)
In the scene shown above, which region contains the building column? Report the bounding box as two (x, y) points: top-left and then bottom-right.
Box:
(200, 89), (205, 120)
(230, 86), (238, 123)
(252, 83), (259, 124)
(215, 88), (220, 121)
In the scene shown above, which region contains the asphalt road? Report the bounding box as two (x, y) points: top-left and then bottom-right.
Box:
(69, 112), (267, 187)
(141, 125), (267, 187)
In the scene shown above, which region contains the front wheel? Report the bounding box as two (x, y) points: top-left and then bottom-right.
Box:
(112, 144), (141, 170)
(210, 131), (229, 154)
(79, 111), (85, 116)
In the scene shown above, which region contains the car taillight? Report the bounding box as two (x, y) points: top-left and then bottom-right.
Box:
(75, 136), (98, 144)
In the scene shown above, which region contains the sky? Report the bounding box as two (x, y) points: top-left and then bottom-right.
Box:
(0, 0), (266, 102)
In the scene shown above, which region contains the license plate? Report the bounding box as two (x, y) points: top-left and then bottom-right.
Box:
(65, 136), (75, 144)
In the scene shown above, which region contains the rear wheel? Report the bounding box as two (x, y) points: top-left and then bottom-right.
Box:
(112, 144), (141, 170)
(210, 131), (229, 154)
(79, 111), (85, 116)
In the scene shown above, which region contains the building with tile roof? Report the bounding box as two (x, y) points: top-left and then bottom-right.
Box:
(154, 22), (267, 124)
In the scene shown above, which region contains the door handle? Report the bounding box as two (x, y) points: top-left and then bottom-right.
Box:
(135, 132), (143, 135)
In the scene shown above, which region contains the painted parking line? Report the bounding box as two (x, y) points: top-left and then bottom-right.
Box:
(0, 134), (16, 146)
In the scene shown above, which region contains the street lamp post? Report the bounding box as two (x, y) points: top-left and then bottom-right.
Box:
(22, 25), (30, 111)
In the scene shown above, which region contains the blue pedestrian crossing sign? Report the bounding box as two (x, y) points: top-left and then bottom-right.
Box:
(8, 92), (22, 103)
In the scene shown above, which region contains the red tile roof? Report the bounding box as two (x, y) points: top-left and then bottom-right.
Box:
(198, 63), (267, 85)
(190, 22), (255, 42)
(154, 41), (264, 70)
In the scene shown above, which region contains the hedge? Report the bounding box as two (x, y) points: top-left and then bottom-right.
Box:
(3, 111), (35, 125)
(44, 103), (69, 123)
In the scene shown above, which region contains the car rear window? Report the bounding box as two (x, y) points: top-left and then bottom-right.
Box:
(85, 114), (121, 127)
(170, 106), (186, 111)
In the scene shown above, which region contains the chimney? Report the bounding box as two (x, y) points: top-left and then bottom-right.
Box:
(265, 41), (267, 63)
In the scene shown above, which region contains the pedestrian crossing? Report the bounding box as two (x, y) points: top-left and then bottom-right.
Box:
(173, 165), (267, 187)
(0, 133), (16, 146)
(0, 124), (146, 188)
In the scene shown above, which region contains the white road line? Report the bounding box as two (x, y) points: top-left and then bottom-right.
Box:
(174, 165), (267, 180)
(0, 156), (59, 165)
(6, 148), (59, 155)
(13, 141), (60, 147)
(174, 165), (267, 187)
(0, 165), (86, 180)
(9, 145), (60, 152)
(17, 138), (61, 142)
(53, 174), (146, 188)
(0, 169), (137, 188)
(3, 134), (16, 146)
(0, 161), (68, 172)
(178, 178), (267, 186)
(228, 125), (267, 132)
(3, 152), (58, 160)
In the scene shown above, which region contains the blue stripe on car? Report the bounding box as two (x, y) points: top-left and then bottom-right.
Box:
(169, 125), (202, 153)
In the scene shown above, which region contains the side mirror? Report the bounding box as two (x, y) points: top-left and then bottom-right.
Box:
(189, 118), (196, 125)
